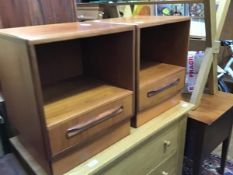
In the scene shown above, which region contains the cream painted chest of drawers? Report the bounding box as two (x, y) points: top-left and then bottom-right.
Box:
(11, 101), (193, 175)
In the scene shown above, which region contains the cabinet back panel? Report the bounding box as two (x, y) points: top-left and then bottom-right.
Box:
(83, 31), (135, 91)
(140, 21), (190, 67)
(39, 0), (76, 24)
(35, 40), (83, 87)
(0, 0), (76, 28)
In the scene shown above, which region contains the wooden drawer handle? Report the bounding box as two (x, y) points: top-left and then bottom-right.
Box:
(162, 171), (168, 175)
(147, 78), (180, 97)
(66, 106), (124, 138)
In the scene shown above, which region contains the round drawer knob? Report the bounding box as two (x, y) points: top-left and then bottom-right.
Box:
(98, 11), (104, 18)
(162, 171), (168, 175)
(164, 140), (171, 147)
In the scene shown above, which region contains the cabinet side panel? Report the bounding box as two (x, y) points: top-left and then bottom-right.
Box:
(0, 38), (51, 174)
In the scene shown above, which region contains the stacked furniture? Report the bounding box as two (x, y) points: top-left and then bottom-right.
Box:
(0, 16), (191, 175)
(11, 101), (194, 175)
(65, 102), (193, 175)
(75, 1), (233, 175)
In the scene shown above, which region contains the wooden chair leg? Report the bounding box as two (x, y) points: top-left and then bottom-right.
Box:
(192, 155), (203, 175)
(192, 143), (204, 175)
(219, 136), (231, 174)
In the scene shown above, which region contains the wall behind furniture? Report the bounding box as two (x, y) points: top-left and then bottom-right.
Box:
(0, 0), (77, 28)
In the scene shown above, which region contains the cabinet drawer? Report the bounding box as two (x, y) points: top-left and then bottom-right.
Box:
(139, 63), (185, 111)
(98, 124), (178, 175)
(52, 122), (130, 175)
(147, 153), (177, 175)
(48, 93), (133, 156)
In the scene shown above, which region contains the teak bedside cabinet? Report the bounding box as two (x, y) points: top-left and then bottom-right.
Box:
(0, 22), (135, 175)
(94, 16), (190, 127)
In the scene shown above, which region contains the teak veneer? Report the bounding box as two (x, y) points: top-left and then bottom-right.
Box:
(43, 78), (132, 128)
(0, 22), (135, 175)
(93, 16), (190, 127)
(0, 22), (134, 44)
(43, 78), (133, 156)
(0, 0), (76, 28)
(139, 62), (185, 112)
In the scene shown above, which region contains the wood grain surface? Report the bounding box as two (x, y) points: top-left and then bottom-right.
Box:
(0, 37), (51, 174)
(93, 16), (190, 29)
(35, 40), (83, 87)
(9, 102), (193, 175)
(65, 101), (193, 175)
(140, 20), (190, 67)
(43, 78), (133, 155)
(139, 62), (185, 111)
(82, 30), (135, 91)
(0, 20), (135, 174)
(52, 121), (130, 175)
(48, 95), (132, 156)
(189, 91), (233, 125)
(95, 16), (190, 127)
(135, 93), (182, 127)
(0, 0), (76, 28)
(0, 22), (135, 44)
(43, 78), (132, 127)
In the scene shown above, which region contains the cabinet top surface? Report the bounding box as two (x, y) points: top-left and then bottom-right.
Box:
(189, 91), (233, 125)
(92, 16), (190, 29)
(0, 22), (134, 44)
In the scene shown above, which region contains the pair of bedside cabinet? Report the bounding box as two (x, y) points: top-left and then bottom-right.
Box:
(0, 16), (190, 175)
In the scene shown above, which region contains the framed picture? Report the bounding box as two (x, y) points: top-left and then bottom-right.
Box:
(155, 4), (189, 16)
(190, 3), (205, 18)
